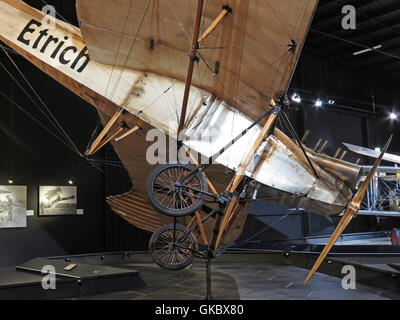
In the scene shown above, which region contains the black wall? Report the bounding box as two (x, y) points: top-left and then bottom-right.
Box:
(0, 56), (107, 267)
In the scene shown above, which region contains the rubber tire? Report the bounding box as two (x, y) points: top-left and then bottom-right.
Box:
(149, 224), (198, 271)
(392, 228), (400, 245)
(146, 163), (208, 217)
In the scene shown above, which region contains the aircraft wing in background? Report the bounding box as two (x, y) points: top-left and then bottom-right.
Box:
(344, 142), (400, 164)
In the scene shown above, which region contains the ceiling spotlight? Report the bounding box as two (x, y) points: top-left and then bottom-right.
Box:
(315, 99), (323, 108)
(67, 178), (74, 185)
(328, 100), (335, 105)
(390, 112), (398, 120)
(291, 93), (301, 103)
(375, 147), (382, 152)
(8, 179), (14, 184)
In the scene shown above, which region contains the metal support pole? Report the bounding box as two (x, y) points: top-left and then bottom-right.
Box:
(204, 257), (214, 300)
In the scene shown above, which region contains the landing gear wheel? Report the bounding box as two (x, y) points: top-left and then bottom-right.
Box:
(149, 224), (198, 271)
(392, 228), (400, 245)
(146, 163), (208, 217)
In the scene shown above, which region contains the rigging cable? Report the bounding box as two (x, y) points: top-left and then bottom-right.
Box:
(0, 44), (82, 156)
(108, 0), (152, 101)
(0, 90), (83, 155)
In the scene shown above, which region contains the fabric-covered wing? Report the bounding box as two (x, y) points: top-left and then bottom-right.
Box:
(76, 0), (318, 122)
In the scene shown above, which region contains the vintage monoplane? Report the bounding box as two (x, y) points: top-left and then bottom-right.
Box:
(0, 0), (393, 284)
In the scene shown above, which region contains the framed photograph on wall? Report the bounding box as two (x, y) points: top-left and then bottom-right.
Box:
(0, 185), (27, 228)
(39, 186), (77, 216)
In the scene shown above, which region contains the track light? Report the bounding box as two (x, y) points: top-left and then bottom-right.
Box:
(328, 100), (335, 105)
(291, 93), (301, 103)
(8, 178), (14, 184)
(353, 44), (382, 56)
(67, 178), (74, 185)
(390, 112), (398, 120)
(315, 99), (323, 107)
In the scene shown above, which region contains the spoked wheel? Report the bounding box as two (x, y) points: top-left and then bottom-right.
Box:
(149, 224), (198, 271)
(146, 163), (208, 217)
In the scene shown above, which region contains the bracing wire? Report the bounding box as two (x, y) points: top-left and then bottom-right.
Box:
(0, 44), (82, 156)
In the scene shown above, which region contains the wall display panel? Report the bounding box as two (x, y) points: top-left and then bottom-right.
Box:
(39, 186), (78, 216)
(0, 186), (27, 228)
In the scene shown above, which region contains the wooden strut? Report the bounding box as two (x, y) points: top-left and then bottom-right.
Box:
(114, 125), (140, 142)
(178, 0), (204, 133)
(301, 130), (311, 143)
(198, 6), (231, 44)
(86, 108), (124, 155)
(213, 100), (280, 250)
(178, 3), (231, 133)
(184, 146), (219, 195)
(333, 147), (342, 158)
(91, 126), (125, 155)
(313, 138), (322, 152)
(304, 134), (393, 284)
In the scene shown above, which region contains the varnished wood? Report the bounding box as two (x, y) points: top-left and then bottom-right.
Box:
(86, 109), (123, 155)
(198, 8), (229, 44)
(228, 100), (278, 193)
(301, 130), (311, 143)
(215, 196), (238, 249)
(195, 211), (209, 245)
(91, 126), (124, 155)
(184, 146), (218, 195)
(313, 138), (322, 152)
(178, 0), (204, 133)
(333, 148), (342, 158)
(213, 100), (279, 250)
(317, 140), (328, 153)
(114, 125), (139, 142)
(304, 135), (393, 284)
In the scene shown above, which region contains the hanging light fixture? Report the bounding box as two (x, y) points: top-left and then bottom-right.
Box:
(315, 99), (323, 107)
(291, 93), (301, 103)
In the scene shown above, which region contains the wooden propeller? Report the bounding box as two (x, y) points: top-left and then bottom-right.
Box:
(304, 134), (393, 284)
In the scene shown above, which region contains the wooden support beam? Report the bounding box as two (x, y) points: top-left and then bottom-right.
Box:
(301, 130), (311, 143)
(114, 125), (140, 142)
(184, 146), (218, 195)
(333, 147), (342, 158)
(86, 108), (124, 155)
(198, 7), (230, 44)
(178, 0), (204, 133)
(91, 126), (124, 155)
(213, 102), (280, 251)
(215, 196), (238, 249)
(187, 215), (197, 229)
(195, 211), (208, 245)
(318, 140), (328, 153)
(313, 138), (322, 152)
(227, 102), (279, 193)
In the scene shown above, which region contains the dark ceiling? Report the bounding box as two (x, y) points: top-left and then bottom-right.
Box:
(307, 0), (400, 88)
(2, 0), (400, 116)
(7, 0), (400, 90)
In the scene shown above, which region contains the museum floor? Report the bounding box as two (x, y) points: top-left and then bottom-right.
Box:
(70, 253), (400, 300)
